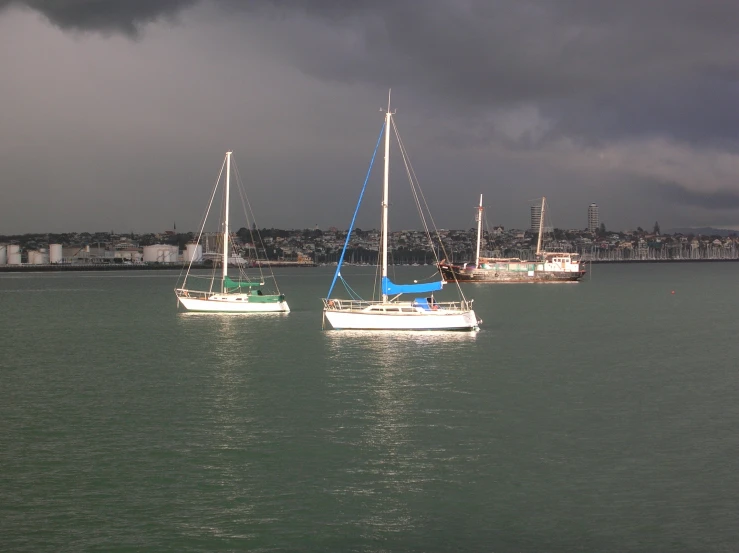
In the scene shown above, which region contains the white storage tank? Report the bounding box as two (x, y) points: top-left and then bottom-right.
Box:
(28, 250), (49, 264)
(162, 248), (175, 263)
(143, 244), (165, 263)
(184, 243), (203, 262)
(49, 244), (63, 264)
(0, 244), (7, 265)
(8, 244), (22, 265)
(143, 244), (179, 263)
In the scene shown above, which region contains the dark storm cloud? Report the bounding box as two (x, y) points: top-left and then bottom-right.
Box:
(0, 0), (196, 34)
(253, 0), (739, 146)
(5, 0), (738, 145)
(1, 0), (738, 232)
(650, 181), (739, 211)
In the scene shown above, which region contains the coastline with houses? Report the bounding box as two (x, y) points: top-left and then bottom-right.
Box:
(2, 224), (739, 272)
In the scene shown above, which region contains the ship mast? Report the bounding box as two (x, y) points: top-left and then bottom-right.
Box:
(381, 90), (391, 303)
(535, 196), (546, 257)
(222, 151), (231, 292)
(475, 194), (483, 267)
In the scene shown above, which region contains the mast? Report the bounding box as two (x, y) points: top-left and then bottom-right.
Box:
(222, 151), (231, 292)
(475, 194), (483, 267)
(381, 91), (391, 302)
(535, 196), (546, 257)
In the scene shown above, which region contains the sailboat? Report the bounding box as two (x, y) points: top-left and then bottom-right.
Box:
(322, 95), (480, 331)
(439, 196), (586, 283)
(175, 151), (290, 313)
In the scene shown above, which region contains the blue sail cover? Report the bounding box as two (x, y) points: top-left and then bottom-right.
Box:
(382, 277), (443, 295)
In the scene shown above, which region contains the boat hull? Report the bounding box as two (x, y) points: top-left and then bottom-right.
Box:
(324, 309), (479, 331)
(177, 294), (290, 313)
(439, 263), (585, 283)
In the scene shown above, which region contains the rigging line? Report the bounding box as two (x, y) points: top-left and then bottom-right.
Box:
(391, 120), (470, 302)
(234, 180), (265, 286)
(391, 119), (463, 296)
(391, 118), (440, 281)
(391, 119), (441, 261)
(482, 209), (492, 256)
(179, 156), (227, 289)
(391, 119), (432, 242)
(230, 160), (275, 289)
(339, 275), (364, 301)
(374, 261), (380, 301)
(327, 120), (386, 299)
(227, 163), (254, 281)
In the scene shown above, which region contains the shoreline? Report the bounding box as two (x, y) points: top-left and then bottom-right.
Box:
(1, 258), (738, 272)
(0, 262), (317, 273)
(587, 258), (739, 264)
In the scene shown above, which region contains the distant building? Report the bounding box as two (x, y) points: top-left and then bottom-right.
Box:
(588, 203), (599, 233)
(530, 204), (542, 232)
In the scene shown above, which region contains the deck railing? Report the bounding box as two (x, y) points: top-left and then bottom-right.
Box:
(322, 298), (474, 312)
(175, 288), (216, 299)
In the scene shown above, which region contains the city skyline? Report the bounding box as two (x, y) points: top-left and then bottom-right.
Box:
(1, 1), (738, 234)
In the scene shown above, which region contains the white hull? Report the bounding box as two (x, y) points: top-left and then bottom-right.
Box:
(325, 309), (478, 331)
(178, 295), (290, 313)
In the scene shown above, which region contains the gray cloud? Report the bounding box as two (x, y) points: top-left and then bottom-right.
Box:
(253, 0), (739, 145)
(0, 0), (196, 34)
(5, 0), (738, 145)
(1, 0), (738, 233)
(650, 181), (739, 211)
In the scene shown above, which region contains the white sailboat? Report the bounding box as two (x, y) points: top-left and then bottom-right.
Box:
(175, 151), (290, 313)
(322, 95), (479, 331)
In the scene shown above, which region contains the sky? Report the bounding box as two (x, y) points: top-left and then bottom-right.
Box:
(1, 0), (738, 234)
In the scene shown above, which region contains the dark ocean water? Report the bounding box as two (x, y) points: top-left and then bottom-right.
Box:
(1, 263), (737, 552)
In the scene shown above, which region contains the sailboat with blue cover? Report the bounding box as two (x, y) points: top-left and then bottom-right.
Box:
(322, 95), (479, 331)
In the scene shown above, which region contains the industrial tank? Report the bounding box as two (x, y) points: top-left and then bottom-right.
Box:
(143, 245), (164, 263)
(28, 250), (49, 265)
(162, 248), (176, 263)
(143, 244), (179, 263)
(8, 244), (21, 265)
(49, 244), (63, 264)
(184, 243), (203, 262)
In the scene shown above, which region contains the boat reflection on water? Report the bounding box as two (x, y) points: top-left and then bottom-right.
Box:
(322, 329), (479, 535)
(324, 329), (478, 346)
(323, 329), (479, 372)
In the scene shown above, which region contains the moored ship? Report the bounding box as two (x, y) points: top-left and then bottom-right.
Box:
(439, 196), (587, 283)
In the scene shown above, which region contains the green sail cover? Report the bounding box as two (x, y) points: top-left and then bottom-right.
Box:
(224, 275), (263, 290)
(248, 294), (286, 303)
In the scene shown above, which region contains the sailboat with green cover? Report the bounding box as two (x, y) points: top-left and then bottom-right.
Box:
(175, 151), (290, 313)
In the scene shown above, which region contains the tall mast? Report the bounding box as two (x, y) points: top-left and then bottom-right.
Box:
(536, 196), (546, 257)
(475, 194), (483, 267)
(222, 151), (231, 292)
(381, 90), (391, 302)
